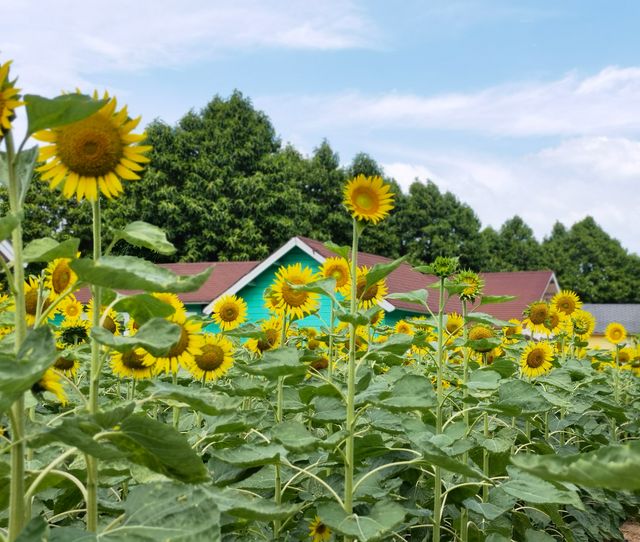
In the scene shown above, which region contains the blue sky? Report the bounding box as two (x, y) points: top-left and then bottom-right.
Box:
(5, 0), (640, 254)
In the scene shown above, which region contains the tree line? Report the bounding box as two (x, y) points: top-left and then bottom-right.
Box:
(5, 91), (640, 303)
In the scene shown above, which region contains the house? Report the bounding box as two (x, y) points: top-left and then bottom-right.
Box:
(582, 304), (640, 348)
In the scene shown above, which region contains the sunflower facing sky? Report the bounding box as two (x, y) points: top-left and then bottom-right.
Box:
(319, 256), (351, 295)
(605, 322), (627, 345)
(343, 174), (394, 224)
(34, 92), (151, 201)
(520, 341), (554, 378)
(212, 294), (247, 331)
(271, 263), (319, 319)
(0, 60), (23, 139)
(187, 334), (235, 381)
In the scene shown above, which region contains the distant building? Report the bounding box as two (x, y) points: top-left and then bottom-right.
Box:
(582, 304), (640, 348)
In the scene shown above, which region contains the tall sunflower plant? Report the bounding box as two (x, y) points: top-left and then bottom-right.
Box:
(0, 59), (213, 541)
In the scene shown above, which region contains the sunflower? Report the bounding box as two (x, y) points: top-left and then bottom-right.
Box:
(58, 295), (84, 322)
(456, 270), (484, 301)
(186, 334), (234, 381)
(569, 309), (596, 339)
(605, 322), (627, 345)
(319, 257), (351, 295)
(503, 318), (522, 341)
(347, 265), (388, 310)
(24, 276), (53, 326)
(87, 300), (121, 336)
(34, 92), (151, 201)
(143, 314), (204, 374)
(523, 301), (550, 334)
(445, 313), (464, 336)
(520, 341), (554, 378)
(56, 317), (90, 348)
(551, 289), (582, 316)
(152, 292), (185, 318)
(271, 263), (319, 319)
(467, 324), (495, 353)
(53, 352), (80, 378)
(308, 516), (332, 542)
(542, 308), (566, 336)
(617, 346), (634, 367)
(44, 257), (78, 298)
(309, 352), (330, 372)
(263, 289), (281, 314)
(395, 319), (414, 335)
(0, 60), (24, 138)
(343, 174), (394, 224)
(212, 294), (247, 331)
(110, 349), (154, 379)
(245, 317), (282, 356)
(32, 368), (67, 404)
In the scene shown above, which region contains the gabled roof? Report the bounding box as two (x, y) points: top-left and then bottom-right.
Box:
(582, 304), (640, 335)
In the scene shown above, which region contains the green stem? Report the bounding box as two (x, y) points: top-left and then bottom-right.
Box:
(172, 372), (181, 429)
(344, 219), (360, 539)
(612, 345), (620, 443)
(460, 301), (469, 542)
(432, 276), (446, 542)
(7, 131), (28, 542)
(86, 197), (102, 532)
(273, 315), (288, 539)
(482, 411), (489, 502)
(328, 300), (335, 381)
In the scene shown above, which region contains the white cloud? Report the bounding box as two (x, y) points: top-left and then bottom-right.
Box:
(382, 136), (640, 254)
(2, 0), (375, 96)
(261, 66), (640, 138)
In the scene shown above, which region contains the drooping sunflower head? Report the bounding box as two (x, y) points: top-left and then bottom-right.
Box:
(605, 322), (627, 345)
(53, 353), (80, 378)
(111, 349), (154, 380)
(187, 334), (234, 381)
(212, 294), (247, 331)
(56, 317), (90, 347)
(320, 257), (351, 295)
(143, 315), (205, 374)
(44, 257), (78, 297)
(395, 319), (414, 335)
(308, 516), (332, 542)
(570, 309), (596, 339)
(34, 92), (151, 201)
(520, 341), (554, 378)
(343, 174), (394, 224)
(0, 60), (24, 139)
(523, 301), (550, 333)
(348, 265), (388, 310)
(245, 317), (282, 356)
(445, 313), (464, 336)
(467, 324), (495, 353)
(271, 263), (320, 319)
(32, 368), (67, 405)
(551, 289), (582, 316)
(24, 276), (53, 326)
(456, 270), (484, 301)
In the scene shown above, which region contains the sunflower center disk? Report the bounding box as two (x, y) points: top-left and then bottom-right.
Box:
(61, 326), (88, 345)
(529, 305), (548, 325)
(56, 114), (123, 177)
(257, 329), (278, 352)
(353, 187), (378, 211)
(356, 279), (379, 301)
(25, 290), (38, 315)
(122, 351), (146, 370)
(281, 282), (308, 307)
(527, 350), (545, 368)
(54, 357), (75, 370)
(52, 264), (72, 293)
(102, 315), (117, 334)
(220, 304), (239, 322)
(167, 326), (189, 357)
(196, 344), (225, 371)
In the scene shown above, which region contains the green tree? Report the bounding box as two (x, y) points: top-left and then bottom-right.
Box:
(483, 216), (543, 271)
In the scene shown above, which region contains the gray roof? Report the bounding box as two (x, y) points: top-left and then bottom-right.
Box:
(582, 303), (640, 334)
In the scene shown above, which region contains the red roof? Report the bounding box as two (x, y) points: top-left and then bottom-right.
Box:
(298, 236), (557, 321)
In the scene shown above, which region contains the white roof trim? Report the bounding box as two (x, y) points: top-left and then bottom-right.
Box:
(543, 271), (561, 298)
(203, 236), (395, 314)
(0, 241), (13, 262)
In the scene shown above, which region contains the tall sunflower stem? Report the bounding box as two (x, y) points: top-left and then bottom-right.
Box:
(273, 316), (288, 539)
(432, 276), (446, 542)
(482, 410), (489, 502)
(343, 219), (360, 542)
(172, 372), (181, 429)
(6, 131), (29, 541)
(328, 300), (335, 381)
(86, 197), (103, 533)
(460, 301), (469, 542)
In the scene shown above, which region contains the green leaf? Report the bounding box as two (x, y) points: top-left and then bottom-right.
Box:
(213, 443), (285, 467)
(15, 516), (48, 542)
(0, 213), (19, 241)
(99, 483), (220, 541)
(385, 288), (429, 307)
(318, 500), (405, 541)
(206, 486), (298, 521)
(466, 312), (513, 328)
(511, 441), (640, 490)
(271, 421), (321, 452)
(365, 256), (406, 288)
(148, 382), (241, 415)
(114, 221), (176, 255)
(109, 414), (209, 483)
(336, 310), (370, 327)
(113, 294), (176, 325)
(369, 334), (414, 356)
(0, 327), (58, 413)
(324, 241), (351, 260)
(222, 323), (266, 339)
(501, 469), (583, 509)
(480, 295), (517, 306)
(239, 346), (306, 379)
(25, 93), (107, 135)
(464, 337), (502, 352)
(0, 147), (39, 199)
(291, 277), (338, 304)
(23, 237), (80, 263)
(524, 529), (557, 542)
(492, 380), (551, 416)
(466, 369), (502, 398)
(91, 317), (181, 355)
(374, 374), (437, 412)
(71, 256), (212, 293)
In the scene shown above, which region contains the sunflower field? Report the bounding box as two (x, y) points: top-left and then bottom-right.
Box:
(1, 59), (640, 542)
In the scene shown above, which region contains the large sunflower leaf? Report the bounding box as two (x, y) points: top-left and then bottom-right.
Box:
(70, 255), (212, 293)
(23, 237), (80, 263)
(113, 293), (176, 324)
(0, 327), (57, 413)
(0, 213), (19, 241)
(147, 381), (241, 416)
(364, 256), (406, 288)
(373, 374), (436, 412)
(323, 241), (351, 260)
(212, 443), (286, 468)
(114, 221), (176, 256)
(501, 468), (583, 509)
(318, 500), (405, 541)
(90, 317), (181, 355)
(25, 93), (107, 135)
(206, 486), (298, 521)
(238, 346), (306, 379)
(385, 288), (429, 308)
